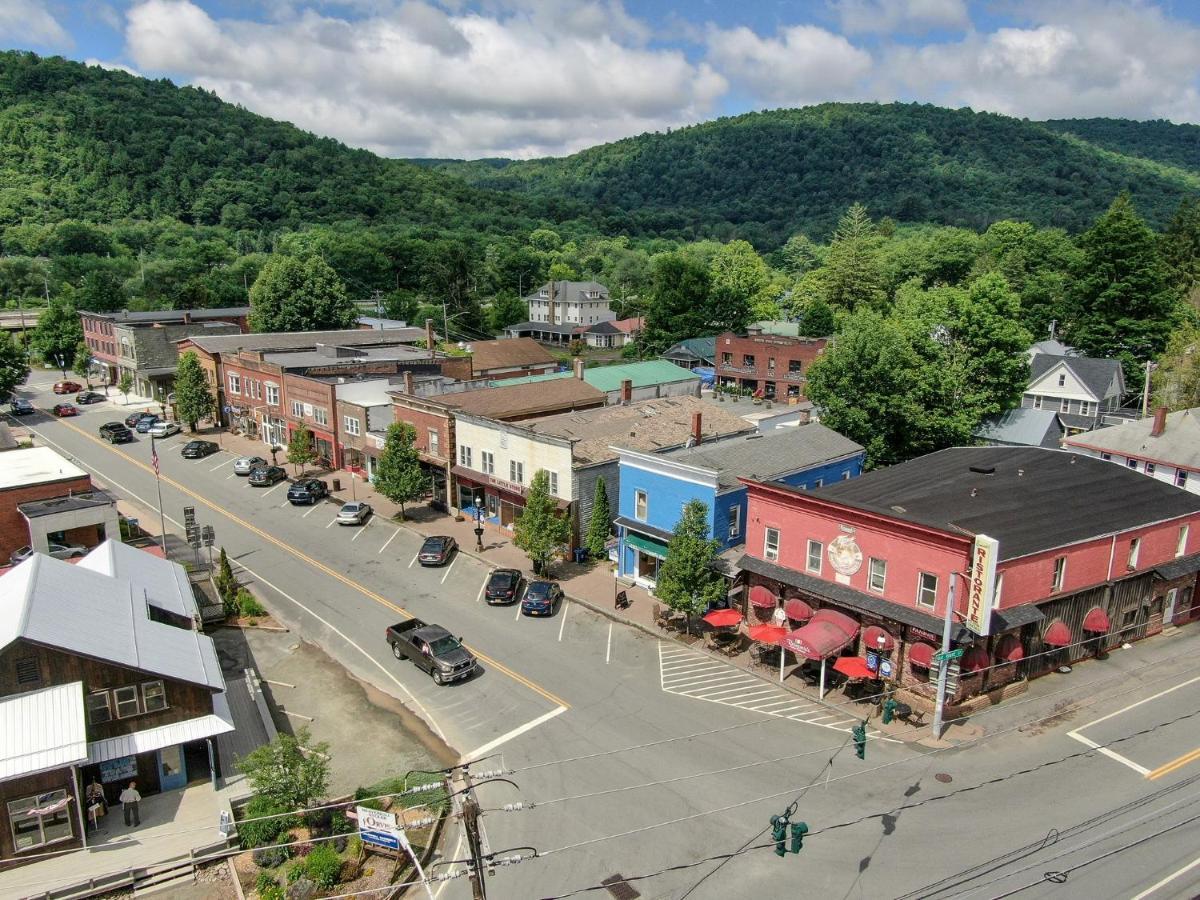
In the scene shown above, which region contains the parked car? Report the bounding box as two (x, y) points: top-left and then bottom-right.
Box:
(52, 381), (82, 395)
(336, 501), (372, 525)
(521, 580), (564, 616)
(125, 411), (156, 428)
(418, 535), (457, 567)
(134, 416), (161, 433)
(181, 440), (218, 459)
(75, 391), (105, 405)
(287, 479), (328, 505)
(9, 398), (34, 416)
(248, 465), (287, 486)
(9, 542), (87, 565)
(233, 455), (268, 476)
(147, 421), (181, 438)
(51, 403), (78, 417)
(484, 568), (524, 605)
(385, 620), (477, 685)
(99, 422), (134, 443)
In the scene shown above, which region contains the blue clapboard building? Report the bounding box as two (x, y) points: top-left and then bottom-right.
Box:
(614, 424), (866, 588)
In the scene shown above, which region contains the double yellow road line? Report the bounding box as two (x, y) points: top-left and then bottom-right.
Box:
(1146, 747), (1200, 781)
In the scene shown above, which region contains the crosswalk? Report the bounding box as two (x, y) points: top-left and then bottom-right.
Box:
(658, 642), (870, 735)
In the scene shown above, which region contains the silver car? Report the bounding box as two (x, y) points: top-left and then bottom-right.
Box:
(9, 543), (87, 565)
(233, 455), (268, 476)
(147, 421), (181, 438)
(337, 501), (372, 525)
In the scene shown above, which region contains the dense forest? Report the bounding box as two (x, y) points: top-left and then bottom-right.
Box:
(1041, 118), (1200, 174)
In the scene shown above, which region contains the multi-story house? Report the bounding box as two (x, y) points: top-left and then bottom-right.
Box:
(1021, 354), (1126, 433)
(1065, 407), (1200, 494)
(738, 446), (1200, 713)
(614, 425), (865, 588)
(505, 282), (616, 345)
(0, 543), (231, 864)
(714, 326), (827, 401)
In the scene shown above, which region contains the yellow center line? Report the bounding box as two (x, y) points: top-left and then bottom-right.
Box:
(59, 420), (571, 711)
(1146, 747), (1200, 781)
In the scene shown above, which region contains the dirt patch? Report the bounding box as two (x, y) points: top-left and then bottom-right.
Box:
(1018, 699), (1080, 735)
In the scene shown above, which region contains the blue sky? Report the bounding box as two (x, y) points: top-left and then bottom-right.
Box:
(7, 1), (1200, 158)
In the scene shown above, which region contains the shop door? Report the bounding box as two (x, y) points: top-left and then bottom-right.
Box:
(1164, 588), (1178, 625)
(157, 745), (187, 792)
(500, 500), (517, 529)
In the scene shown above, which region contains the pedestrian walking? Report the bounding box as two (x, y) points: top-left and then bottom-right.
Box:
(119, 781), (141, 827)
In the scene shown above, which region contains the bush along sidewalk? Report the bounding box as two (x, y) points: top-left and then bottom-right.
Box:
(214, 546), (274, 626)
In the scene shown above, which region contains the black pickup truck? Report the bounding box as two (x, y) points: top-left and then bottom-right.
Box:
(386, 620), (478, 685)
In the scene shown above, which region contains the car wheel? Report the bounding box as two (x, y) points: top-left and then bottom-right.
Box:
(392, 643), (402, 660)
(432, 670), (445, 685)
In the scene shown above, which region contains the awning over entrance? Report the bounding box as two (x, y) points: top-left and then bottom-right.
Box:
(1043, 620), (1073, 647)
(1082, 607), (1111, 634)
(783, 621), (855, 660)
(784, 598), (814, 622)
(862, 625), (895, 651)
(995, 634), (1024, 662)
(625, 532), (668, 559)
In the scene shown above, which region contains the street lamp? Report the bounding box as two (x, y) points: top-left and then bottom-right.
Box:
(53, 353), (67, 380)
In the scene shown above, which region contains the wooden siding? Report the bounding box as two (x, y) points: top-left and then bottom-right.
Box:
(0, 768), (81, 864)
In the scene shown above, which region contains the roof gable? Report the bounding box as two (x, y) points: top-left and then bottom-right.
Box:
(1028, 355), (1124, 401)
(466, 337), (557, 372)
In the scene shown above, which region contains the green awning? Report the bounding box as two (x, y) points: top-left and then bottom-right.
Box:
(625, 532), (669, 559)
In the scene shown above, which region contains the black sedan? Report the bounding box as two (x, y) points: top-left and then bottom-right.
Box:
(181, 440), (219, 459)
(286, 479), (328, 504)
(75, 391), (105, 405)
(485, 568), (524, 605)
(9, 398), (34, 416)
(248, 465), (287, 486)
(521, 580), (564, 616)
(418, 535), (457, 567)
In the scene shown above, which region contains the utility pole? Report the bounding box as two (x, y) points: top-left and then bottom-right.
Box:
(452, 768), (488, 900)
(931, 572), (958, 740)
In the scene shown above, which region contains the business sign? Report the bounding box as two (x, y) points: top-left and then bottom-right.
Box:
(966, 534), (999, 637)
(865, 651), (879, 672)
(99, 755), (137, 783)
(879, 659), (894, 679)
(356, 805), (401, 852)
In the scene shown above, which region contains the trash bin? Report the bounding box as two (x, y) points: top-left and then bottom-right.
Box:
(573, 548), (587, 563)
(331, 478), (342, 491)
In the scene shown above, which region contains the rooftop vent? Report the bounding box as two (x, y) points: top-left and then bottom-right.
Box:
(890, 505), (906, 514)
(968, 465), (996, 475)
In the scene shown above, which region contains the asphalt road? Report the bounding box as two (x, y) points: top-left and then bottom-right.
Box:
(9, 379), (1200, 900)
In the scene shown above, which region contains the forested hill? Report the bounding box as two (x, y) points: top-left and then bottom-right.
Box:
(1040, 118), (1200, 174)
(0, 51), (543, 232)
(419, 103), (1200, 246)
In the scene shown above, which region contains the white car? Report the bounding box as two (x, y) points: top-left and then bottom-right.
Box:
(147, 421), (181, 438)
(233, 455), (268, 476)
(9, 543), (87, 565)
(336, 501), (372, 525)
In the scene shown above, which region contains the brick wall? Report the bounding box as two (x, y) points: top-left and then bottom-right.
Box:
(0, 476), (96, 560)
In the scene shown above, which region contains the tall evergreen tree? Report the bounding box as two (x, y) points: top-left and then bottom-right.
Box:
(249, 255), (357, 333)
(372, 422), (427, 520)
(823, 203), (886, 312)
(173, 350), (214, 431)
(1161, 196), (1200, 305)
(584, 477), (611, 559)
(654, 500), (725, 626)
(514, 469), (570, 575)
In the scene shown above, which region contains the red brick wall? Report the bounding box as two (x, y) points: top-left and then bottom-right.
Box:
(0, 476), (96, 560)
(714, 332), (827, 398)
(81, 313), (118, 366)
(391, 399), (452, 464)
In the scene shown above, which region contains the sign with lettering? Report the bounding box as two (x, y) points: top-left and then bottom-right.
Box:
(357, 805), (401, 851)
(966, 535), (999, 637)
(879, 659), (894, 679)
(99, 755), (137, 783)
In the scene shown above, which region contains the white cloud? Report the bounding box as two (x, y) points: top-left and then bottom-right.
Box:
(0, 0), (73, 47)
(84, 57), (141, 76)
(706, 24), (872, 106)
(122, 0), (724, 158)
(833, 0), (969, 36)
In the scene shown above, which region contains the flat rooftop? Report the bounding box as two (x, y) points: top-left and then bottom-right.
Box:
(0, 447), (87, 491)
(180, 328), (429, 354)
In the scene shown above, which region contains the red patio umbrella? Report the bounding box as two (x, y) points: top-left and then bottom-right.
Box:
(703, 608), (744, 628)
(749, 585), (778, 609)
(784, 598), (814, 622)
(832, 656), (876, 680)
(747, 623), (789, 644)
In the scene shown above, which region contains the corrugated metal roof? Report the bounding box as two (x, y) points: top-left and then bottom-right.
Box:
(583, 360), (700, 392)
(0, 682), (88, 779)
(87, 692), (234, 765)
(77, 540), (196, 620)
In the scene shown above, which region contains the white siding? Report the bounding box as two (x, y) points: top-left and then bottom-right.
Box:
(454, 419), (574, 499)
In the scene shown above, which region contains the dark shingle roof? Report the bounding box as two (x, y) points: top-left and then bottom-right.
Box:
(466, 338), (557, 373)
(805, 446), (1200, 561)
(1030, 354), (1123, 400)
(662, 424), (863, 489)
(662, 337), (716, 363)
(86, 307), (249, 324)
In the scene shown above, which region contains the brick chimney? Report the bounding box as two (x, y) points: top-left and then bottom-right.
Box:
(547, 281), (556, 326)
(403, 370), (415, 395)
(691, 411), (702, 446)
(182, 311), (192, 325)
(1151, 406), (1168, 437)
(573, 357), (585, 379)
(425, 318), (435, 350)
(621, 379), (632, 404)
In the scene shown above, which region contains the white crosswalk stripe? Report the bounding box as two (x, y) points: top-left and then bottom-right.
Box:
(658, 642), (879, 736)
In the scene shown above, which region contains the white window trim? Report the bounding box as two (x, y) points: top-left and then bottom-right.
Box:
(1178, 525), (1189, 558)
(141, 680), (167, 712)
(916, 572), (937, 608)
(634, 490), (648, 521)
(428, 429), (439, 454)
(113, 685), (140, 719)
(510, 460), (524, 484)
(266, 383), (280, 406)
(228, 373), (241, 395)
(764, 527), (780, 562)
(459, 445), (472, 467)
(1127, 538), (1141, 570)
(806, 539), (823, 574)
(314, 407), (328, 426)
(868, 557), (886, 593)
(343, 416), (360, 436)
(291, 401), (303, 418)
(728, 505), (741, 538)
(481, 451), (494, 475)
(1052, 556), (1067, 592)
(547, 471), (558, 495)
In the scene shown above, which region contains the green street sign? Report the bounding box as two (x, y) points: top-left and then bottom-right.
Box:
(933, 648), (965, 662)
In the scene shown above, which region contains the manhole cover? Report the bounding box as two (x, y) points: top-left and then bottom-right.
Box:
(935, 773), (953, 784)
(601, 874), (640, 900)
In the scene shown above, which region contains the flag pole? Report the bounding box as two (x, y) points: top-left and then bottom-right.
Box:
(151, 433), (168, 557)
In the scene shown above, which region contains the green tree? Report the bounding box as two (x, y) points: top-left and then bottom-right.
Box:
(372, 422), (427, 520)
(0, 335), (30, 400)
(800, 295), (836, 336)
(1153, 320), (1200, 410)
(117, 371), (133, 403)
(514, 469), (570, 575)
(77, 270), (127, 313)
(486, 293), (528, 333)
(30, 302), (84, 374)
(173, 350), (214, 432)
(640, 253), (712, 354)
(778, 233), (827, 276)
(1070, 194), (1177, 390)
(584, 477), (611, 559)
(72, 339), (92, 385)
(236, 726), (330, 810)
(708, 240), (767, 332)
(823, 203), (886, 312)
(287, 425), (316, 475)
(945, 273), (1032, 419)
(249, 255), (357, 333)
(1161, 196), (1200, 306)
(654, 500), (725, 629)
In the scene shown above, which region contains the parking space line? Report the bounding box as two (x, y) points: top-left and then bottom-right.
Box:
(378, 529), (401, 556)
(328, 515), (341, 529)
(605, 622), (613, 664)
(1131, 853), (1200, 900)
(476, 576), (489, 603)
(302, 503), (321, 518)
(514, 602), (523, 622)
(557, 601), (570, 641)
(226, 473), (237, 480)
(210, 458), (234, 470)
(351, 521), (370, 541)
(661, 660), (729, 674)
(408, 551), (420, 567)
(261, 480), (286, 497)
(440, 555), (458, 584)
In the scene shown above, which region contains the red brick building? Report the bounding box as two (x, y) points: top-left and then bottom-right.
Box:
(714, 326), (827, 401)
(738, 446), (1200, 713)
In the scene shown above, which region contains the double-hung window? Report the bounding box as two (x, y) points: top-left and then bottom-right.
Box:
(480, 451), (494, 475)
(868, 558), (886, 593)
(459, 445), (472, 467)
(428, 430), (439, 455)
(916, 572), (938, 608)
(114, 685), (140, 719)
(343, 416), (360, 436)
(1052, 556), (1066, 592)
(728, 505), (741, 538)
(266, 383), (279, 406)
(8, 790), (72, 850)
(291, 401), (304, 418)
(510, 460), (524, 484)
(87, 691), (111, 725)
(806, 540), (822, 573)
(228, 373), (241, 395)
(314, 407), (328, 426)
(547, 471), (558, 495)
(764, 528), (780, 561)
(635, 490), (648, 520)
(142, 680), (167, 712)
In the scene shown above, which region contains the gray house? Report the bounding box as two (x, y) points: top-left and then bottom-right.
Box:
(1022, 354), (1126, 433)
(974, 407), (1066, 448)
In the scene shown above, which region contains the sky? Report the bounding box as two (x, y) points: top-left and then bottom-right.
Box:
(6, 0), (1200, 159)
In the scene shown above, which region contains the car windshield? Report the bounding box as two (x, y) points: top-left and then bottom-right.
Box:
(528, 583), (553, 599)
(428, 636), (461, 656)
(342, 504), (360, 513)
(424, 539), (445, 550)
(488, 572), (516, 588)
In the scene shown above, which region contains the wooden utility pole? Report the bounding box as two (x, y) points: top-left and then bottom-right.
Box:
(451, 769), (487, 900)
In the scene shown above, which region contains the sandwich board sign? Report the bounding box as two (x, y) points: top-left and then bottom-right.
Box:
(357, 805), (401, 852)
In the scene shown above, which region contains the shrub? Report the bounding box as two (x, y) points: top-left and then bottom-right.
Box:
(239, 796), (294, 849)
(338, 857), (361, 883)
(304, 807), (332, 837)
(303, 844), (342, 889)
(330, 811), (353, 836)
(252, 837), (293, 869)
(256, 873), (279, 894)
(237, 588), (266, 617)
(261, 885), (284, 900)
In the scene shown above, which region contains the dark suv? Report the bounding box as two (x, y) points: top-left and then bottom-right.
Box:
(485, 568), (524, 605)
(125, 411), (157, 429)
(99, 421), (133, 444)
(286, 479), (328, 505)
(248, 465), (287, 487)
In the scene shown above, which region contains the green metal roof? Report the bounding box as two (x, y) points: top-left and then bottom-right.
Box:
(582, 360), (700, 392)
(488, 370), (572, 388)
(625, 531), (669, 558)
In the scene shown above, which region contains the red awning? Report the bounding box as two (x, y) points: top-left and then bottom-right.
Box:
(783, 621), (855, 660)
(784, 598), (814, 621)
(1043, 620), (1073, 647)
(811, 608), (860, 638)
(749, 585), (778, 609)
(747, 624), (789, 644)
(1082, 607), (1111, 634)
(961, 646), (990, 673)
(832, 656), (877, 680)
(703, 608), (744, 628)
(908, 642), (935, 668)
(995, 634), (1024, 663)
(862, 625), (895, 652)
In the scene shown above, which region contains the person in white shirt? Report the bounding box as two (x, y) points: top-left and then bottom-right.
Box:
(771, 605), (788, 628)
(119, 781), (141, 827)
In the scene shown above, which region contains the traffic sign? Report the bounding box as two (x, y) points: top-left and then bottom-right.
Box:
(932, 648), (965, 662)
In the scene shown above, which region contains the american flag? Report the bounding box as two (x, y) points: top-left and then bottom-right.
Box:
(151, 441), (160, 476)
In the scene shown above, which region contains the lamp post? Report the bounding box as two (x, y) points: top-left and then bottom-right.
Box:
(54, 353), (67, 380)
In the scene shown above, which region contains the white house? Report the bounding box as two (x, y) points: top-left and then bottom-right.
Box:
(1022, 354), (1126, 433)
(525, 281), (615, 327)
(1064, 407), (1200, 495)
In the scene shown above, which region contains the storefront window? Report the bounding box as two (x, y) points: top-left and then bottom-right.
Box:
(8, 791), (73, 851)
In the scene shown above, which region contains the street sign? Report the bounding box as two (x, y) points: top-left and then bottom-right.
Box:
(183, 506), (196, 528)
(201, 525), (215, 547)
(932, 648), (964, 663)
(357, 805), (402, 852)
